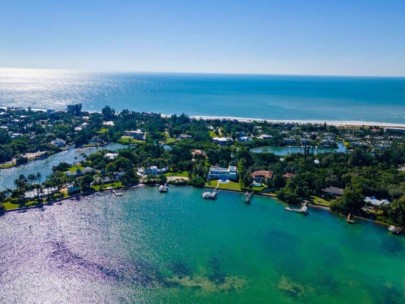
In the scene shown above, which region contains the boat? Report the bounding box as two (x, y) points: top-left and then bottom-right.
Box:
(159, 183), (169, 193)
(244, 192), (253, 204)
(202, 182), (219, 200)
(285, 202), (308, 215)
(347, 213), (355, 224)
(388, 225), (404, 235)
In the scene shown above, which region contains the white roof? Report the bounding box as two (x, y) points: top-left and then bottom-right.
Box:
(364, 196), (390, 206)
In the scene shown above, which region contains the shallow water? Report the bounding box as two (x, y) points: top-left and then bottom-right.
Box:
(1, 187), (404, 303)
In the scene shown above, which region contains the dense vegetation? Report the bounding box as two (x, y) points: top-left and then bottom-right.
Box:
(1, 105), (404, 227)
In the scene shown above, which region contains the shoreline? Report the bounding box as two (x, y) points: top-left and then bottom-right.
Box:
(2, 106), (405, 128)
(0, 184), (398, 234)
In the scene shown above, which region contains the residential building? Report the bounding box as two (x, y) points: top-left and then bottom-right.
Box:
(251, 170), (273, 183)
(207, 166), (238, 181)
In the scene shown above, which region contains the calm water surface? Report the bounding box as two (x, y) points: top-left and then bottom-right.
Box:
(1, 187), (404, 303)
(1, 68), (404, 123)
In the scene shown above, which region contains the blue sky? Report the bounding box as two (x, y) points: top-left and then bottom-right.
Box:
(0, 0), (404, 76)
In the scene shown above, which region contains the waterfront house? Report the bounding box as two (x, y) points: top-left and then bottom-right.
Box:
(124, 129), (146, 141)
(138, 166), (168, 176)
(251, 170), (273, 183)
(207, 166), (238, 181)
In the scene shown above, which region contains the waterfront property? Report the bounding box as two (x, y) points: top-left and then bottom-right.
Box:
(251, 170), (273, 184)
(138, 166), (169, 176)
(207, 165), (238, 181)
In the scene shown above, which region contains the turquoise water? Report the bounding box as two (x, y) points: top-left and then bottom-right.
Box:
(250, 142), (347, 155)
(0, 69), (405, 123)
(0, 143), (124, 190)
(1, 187), (404, 303)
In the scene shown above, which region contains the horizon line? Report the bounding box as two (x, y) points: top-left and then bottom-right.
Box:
(1, 66), (405, 79)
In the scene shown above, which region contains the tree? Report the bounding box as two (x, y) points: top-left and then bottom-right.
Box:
(67, 104), (82, 116)
(102, 106), (116, 120)
(389, 196), (405, 226)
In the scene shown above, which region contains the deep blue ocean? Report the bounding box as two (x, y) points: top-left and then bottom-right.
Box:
(0, 68), (404, 123)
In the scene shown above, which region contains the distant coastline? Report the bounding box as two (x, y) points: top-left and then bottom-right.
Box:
(3, 106), (405, 128)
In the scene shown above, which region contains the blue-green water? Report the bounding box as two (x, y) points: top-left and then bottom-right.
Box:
(1, 69), (405, 123)
(1, 187), (404, 303)
(250, 142), (347, 155)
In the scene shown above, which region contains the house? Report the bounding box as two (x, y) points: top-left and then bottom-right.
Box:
(104, 153), (119, 160)
(322, 186), (344, 196)
(282, 172), (296, 179)
(138, 166), (168, 176)
(51, 138), (66, 147)
(257, 134), (272, 140)
(103, 121), (115, 127)
(251, 170), (273, 183)
(82, 167), (95, 174)
(237, 136), (253, 142)
(124, 129), (146, 140)
(212, 137), (233, 145)
(178, 134), (192, 140)
(207, 166), (238, 181)
(364, 196), (390, 207)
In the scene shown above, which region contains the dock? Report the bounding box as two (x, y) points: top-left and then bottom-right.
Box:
(112, 189), (123, 197)
(244, 192), (254, 204)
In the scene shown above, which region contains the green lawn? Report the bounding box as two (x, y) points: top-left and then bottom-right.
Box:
(118, 136), (146, 145)
(165, 171), (189, 178)
(0, 162), (15, 169)
(68, 165), (85, 172)
(165, 137), (178, 144)
(244, 185), (268, 192)
(311, 195), (331, 207)
(209, 131), (216, 138)
(97, 127), (109, 134)
(205, 180), (241, 192)
(2, 201), (19, 211)
(92, 181), (122, 191)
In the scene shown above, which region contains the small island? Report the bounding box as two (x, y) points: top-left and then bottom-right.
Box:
(1, 104), (405, 231)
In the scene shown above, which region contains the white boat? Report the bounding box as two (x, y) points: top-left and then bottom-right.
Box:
(159, 184), (168, 193)
(202, 189), (218, 199)
(388, 225), (403, 235)
(285, 203), (308, 214)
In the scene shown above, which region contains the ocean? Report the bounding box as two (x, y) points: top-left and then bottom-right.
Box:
(0, 68), (404, 123)
(1, 187), (404, 303)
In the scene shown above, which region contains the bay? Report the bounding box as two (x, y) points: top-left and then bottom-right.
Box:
(1, 187), (404, 303)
